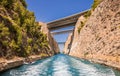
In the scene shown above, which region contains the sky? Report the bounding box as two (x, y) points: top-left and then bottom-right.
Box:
(25, 0), (94, 52)
(26, 0), (93, 22)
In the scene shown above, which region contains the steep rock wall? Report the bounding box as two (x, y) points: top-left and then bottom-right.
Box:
(0, 0), (59, 72)
(64, 0), (120, 69)
(64, 33), (72, 54)
(39, 22), (60, 55)
(64, 16), (86, 54)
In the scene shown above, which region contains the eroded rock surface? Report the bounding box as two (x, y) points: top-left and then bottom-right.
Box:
(40, 22), (60, 55)
(64, 0), (120, 69)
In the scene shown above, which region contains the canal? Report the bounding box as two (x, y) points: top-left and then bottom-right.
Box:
(1, 26), (120, 76)
(1, 54), (120, 76)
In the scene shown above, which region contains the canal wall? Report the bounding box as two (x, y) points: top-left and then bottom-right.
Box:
(0, 55), (49, 72)
(40, 22), (60, 55)
(0, 0), (59, 72)
(64, 0), (120, 70)
(0, 22), (59, 72)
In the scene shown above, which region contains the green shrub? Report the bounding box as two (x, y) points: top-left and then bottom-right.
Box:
(84, 10), (91, 18)
(92, 0), (101, 11)
(2, 41), (9, 46)
(84, 52), (89, 56)
(0, 22), (10, 47)
(25, 45), (32, 55)
(0, 22), (10, 38)
(27, 38), (33, 44)
(84, 0), (102, 18)
(0, 0), (15, 9)
(0, 0), (50, 58)
(0, 0), (7, 6)
(20, 0), (27, 8)
(33, 44), (38, 50)
(78, 21), (85, 33)
(10, 40), (19, 50)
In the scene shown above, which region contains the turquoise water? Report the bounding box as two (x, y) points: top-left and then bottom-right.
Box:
(1, 54), (120, 76)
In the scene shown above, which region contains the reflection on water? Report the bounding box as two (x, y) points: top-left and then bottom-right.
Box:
(1, 54), (120, 76)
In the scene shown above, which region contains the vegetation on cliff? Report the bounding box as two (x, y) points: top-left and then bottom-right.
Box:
(78, 21), (85, 33)
(84, 0), (102, 18)
(78, 0), (102, 33)
(0, 0), (51, 59)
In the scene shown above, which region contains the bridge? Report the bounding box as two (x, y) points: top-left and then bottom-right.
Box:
(47, 10), (88, 52)
(57, 42), (65, 44)
(51, 29), (73, 35)
(47, 10), (88, 31)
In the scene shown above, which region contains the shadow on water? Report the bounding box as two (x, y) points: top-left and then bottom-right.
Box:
(1, 54), (120, 76)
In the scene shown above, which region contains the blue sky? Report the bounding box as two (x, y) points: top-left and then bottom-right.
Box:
(26, 0), (93, 22)
(25, 0), (93, 51)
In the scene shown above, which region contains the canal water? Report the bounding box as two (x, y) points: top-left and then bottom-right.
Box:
(1, 54), (120, 76)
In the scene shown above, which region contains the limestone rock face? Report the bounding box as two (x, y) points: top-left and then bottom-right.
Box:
(70, 16), (86, 51)
(0, 0), (60, 72)
(0, 0), (59, 58)
(64, 0), (120, 69)
(64, 33), (72, 54)
(39, 22), (60, 54)
(64, 16), (86, 54)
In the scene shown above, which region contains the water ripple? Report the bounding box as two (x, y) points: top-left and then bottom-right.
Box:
(1, 54), (120, 76)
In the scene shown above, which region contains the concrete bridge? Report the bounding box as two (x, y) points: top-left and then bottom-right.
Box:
(57, 42), (65, 44)
(47, 10), (88, 52)
(47, 10), (88, 32)
(51, 29), (73, 35)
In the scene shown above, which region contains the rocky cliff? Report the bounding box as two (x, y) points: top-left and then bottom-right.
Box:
(40, 22), (59, 55)
(0, 0), (59, 58)
(0, 0), (59, 72)
(64, 16), (86, 54)
(64, 33), (72, 54)
(64, 0), (120, 69)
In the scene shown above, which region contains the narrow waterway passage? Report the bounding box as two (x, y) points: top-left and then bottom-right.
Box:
(1, 54), (120, 76)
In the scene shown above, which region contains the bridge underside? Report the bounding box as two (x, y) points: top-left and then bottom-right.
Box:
(47, 10), (88, 31)
(51, 29), (73, 35)
(47, 19), (76, 31)
(48, 23), (75, 31)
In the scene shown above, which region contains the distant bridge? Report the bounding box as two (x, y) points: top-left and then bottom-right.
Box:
(57, 42), (65, 44)
(47, 10), (88, 51)
(47, 10), (88, 31)
(51, 29), (73, 35)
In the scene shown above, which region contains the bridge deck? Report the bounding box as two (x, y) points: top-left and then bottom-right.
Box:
(47, 10), (88, 30)
(51, 29), (73, 35)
